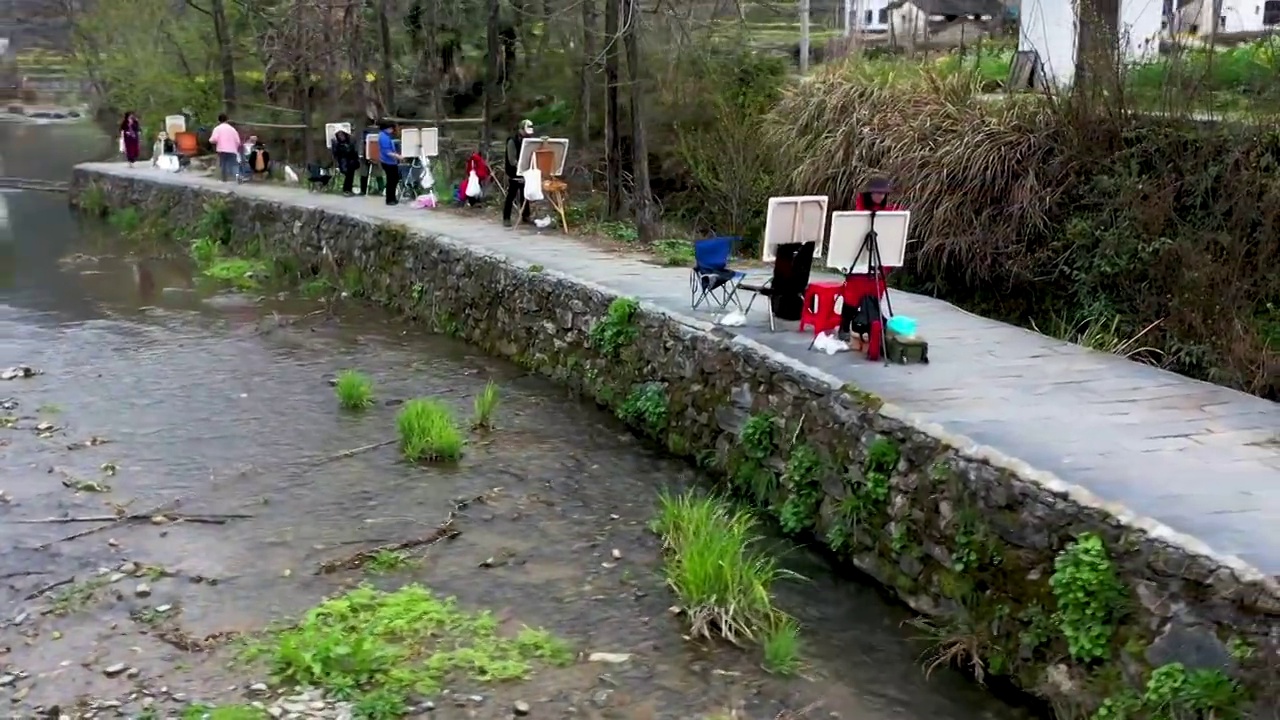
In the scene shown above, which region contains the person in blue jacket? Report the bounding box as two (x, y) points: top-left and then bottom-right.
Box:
(377, 120), (402, 206)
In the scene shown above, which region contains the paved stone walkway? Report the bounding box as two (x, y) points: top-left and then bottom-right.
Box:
(78, 163), (1280, 575)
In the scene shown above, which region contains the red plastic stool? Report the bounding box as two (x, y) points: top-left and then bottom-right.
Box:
(799, 280), (844, 336)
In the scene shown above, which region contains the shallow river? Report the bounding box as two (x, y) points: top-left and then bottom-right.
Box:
(0, 122), (1038, 719)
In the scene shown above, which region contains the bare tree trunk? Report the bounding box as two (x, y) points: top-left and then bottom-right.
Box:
(603, 0), (622, 219)
(211, 0), (237, 113)
(483, 0), (500, 156)
(622, 0), (655, 242)
(799, 0), (810, 73)
(425, 0), (443, 121)
(302, 69), (315, 164)
(377, 0), (395, 116)
(578, 0), (596, 145)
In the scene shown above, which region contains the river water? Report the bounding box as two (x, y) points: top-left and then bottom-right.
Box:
(0, 122), (1037, 719)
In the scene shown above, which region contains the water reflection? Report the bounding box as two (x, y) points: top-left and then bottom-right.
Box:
(0, 120), (117, 320)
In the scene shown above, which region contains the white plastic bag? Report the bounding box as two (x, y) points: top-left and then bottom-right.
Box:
(157, 155), (180, 172)
(421, 162), (435, 190)
(522, 168), (544, 202)
(283, 165), (299, 183)
(118, 135), (125, 154)
(465, 170), (482, 198)
(812, 332), (850, 356)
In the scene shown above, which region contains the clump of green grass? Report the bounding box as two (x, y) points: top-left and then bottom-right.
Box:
(397, 398), (465, 462)
(203, 257), (268, 289)
(364, 549), (414, 574)
(182, 704), (267, 720)
(761, 615), (803, 675)
(107, 207), (141, 232)
(190, 236), (219, 265)
(653, 238), (695, 266)
(651, 490), (799, 646)
(187, 236), (268, 289)
(247, 584), (572, 712)
(335, 370), (375, 411)
(472, 380), (500, 429)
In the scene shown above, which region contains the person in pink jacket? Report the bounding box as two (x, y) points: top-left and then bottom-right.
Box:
(208, 114), (242, 182)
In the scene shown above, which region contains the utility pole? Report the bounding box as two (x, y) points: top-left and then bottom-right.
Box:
(799, 0), (811, 73)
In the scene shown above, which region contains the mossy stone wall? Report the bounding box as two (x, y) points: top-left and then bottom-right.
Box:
(70, 168), (1279, 718)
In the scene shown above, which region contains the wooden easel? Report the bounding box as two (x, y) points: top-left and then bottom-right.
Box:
(517, 139), (570, 233)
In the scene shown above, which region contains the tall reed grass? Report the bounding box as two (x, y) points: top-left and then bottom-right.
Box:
(652, 491), (799, 659)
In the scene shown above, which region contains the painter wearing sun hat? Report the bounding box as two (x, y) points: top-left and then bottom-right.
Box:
(855, 175), (903, 212)
(502, 119), (536, 227)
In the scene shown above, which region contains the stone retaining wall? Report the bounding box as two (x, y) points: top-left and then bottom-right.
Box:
(70, 168), (1279, 717)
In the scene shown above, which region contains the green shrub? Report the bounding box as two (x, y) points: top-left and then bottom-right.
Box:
(335, 370), (375, 411)
(252, 584), (571, 711)
(397, 399), (464, 462)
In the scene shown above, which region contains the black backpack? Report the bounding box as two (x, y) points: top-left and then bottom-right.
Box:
(844, 293), (882, 337)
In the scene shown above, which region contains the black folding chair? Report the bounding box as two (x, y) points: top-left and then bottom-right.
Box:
(739, 241), (816, 331)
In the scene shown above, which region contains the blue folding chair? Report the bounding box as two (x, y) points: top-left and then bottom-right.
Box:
(689, 236), (746, 312)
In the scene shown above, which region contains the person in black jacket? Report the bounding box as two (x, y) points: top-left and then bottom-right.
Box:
(502, 119), (535, 227)
(331, 130), (360, 197)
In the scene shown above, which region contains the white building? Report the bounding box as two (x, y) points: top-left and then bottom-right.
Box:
(1019, 0), (1164, 86)
(883, 0), (1007, 46)
(846, 0), (894, 32)
(1173, 0), (1280, 35)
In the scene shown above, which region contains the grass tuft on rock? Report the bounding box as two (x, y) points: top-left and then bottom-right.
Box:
(397, 398), (464, 462)
(652, 490), (799, 651)
(335, 370), (375, 411)
(761, 615), (803, 675)
(246, 584), (572, 714)
(472, 380), (500, 429)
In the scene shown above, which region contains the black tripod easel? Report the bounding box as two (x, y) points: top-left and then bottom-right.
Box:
(844, 210), (895, 365)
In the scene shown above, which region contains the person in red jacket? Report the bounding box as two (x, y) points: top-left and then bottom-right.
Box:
(839, 175), (902, 346)
(461, 151), (491, 207)
(854, 176), (903, 211)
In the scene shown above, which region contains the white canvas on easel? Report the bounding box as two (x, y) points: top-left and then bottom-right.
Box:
(418, 127), (439, 158)
(517, 137), (569, 176)
(325, 122), (352, 147)
(827, 211), (912, 273)
(762, 195), (828, 262)
(399, 128), (438, 159)
(164, 115), (186, 136)
(400, 128), (421, 158)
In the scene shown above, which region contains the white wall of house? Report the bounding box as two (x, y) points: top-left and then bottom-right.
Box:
(889, 3), (930, 45)
(1018, 0), (1169, 86)
(1121, 0), (1162, 57)
(1178, 0), (1279, 34)
(855, 0), (893, 31)
(1018, 0), (1078, 85)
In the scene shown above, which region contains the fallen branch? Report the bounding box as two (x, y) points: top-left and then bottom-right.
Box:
(24, 576), (73, 601)
(36, 500), (180, 549)
(0, 570), (48, 581)
(254, 308), (331, 336)
(17, 512), (252, 525)
(313, 491), (496, 575)
(315, 517), (460, 575)
(152, 626), (241, 653)
(305, 439), (396, 467)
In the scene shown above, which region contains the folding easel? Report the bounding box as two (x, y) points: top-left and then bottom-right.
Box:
(516, 139), (570, 232)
